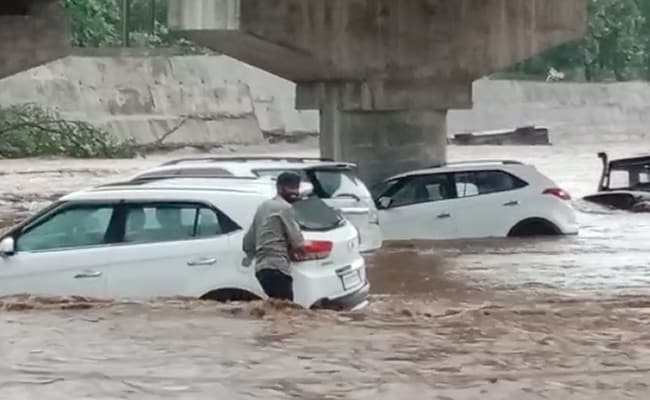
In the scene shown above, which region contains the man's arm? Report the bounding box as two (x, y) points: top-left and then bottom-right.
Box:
(242, 218), (256, 255)
(279, 208), (304, 250)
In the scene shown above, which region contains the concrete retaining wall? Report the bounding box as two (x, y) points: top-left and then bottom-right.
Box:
(448, 78), (650, 144)
(2, 54), (649, 148)
(0, 54), (318, 149)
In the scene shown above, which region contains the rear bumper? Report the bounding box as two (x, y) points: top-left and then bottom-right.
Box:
(359, 225), (383, 253)
(311, 282), (370, 311)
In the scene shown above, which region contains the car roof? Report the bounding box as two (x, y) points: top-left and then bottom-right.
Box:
(62, 176), (277, 200)
(61, 186), (271, 202)
(610, 154), (650, 169)
(154, 156), (356, 171)
(130, 158), (358, 182)
(59, 179), (276, 228)
(385, 160), (531, 180)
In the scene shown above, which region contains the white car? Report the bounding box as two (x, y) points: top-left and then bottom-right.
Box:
(130, 156), (383, 254)
(370, 160), (578, 240)
(0, 176), (369, 310)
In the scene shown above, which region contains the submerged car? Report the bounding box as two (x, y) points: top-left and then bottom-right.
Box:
(130, 156), (382, 254)
(0, 176), (369, 310)
(371, 160), (578, 240)
(582, 152), (650, 212)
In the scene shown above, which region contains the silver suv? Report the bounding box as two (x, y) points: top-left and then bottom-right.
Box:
(130, 156), (383, 253)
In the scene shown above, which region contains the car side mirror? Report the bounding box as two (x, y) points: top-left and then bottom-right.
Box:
(377, 196), (392, 209)
(0, 237), (15, 256)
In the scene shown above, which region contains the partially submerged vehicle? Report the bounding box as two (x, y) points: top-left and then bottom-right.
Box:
(0, 176), (369, 310)
(582, 152), (650, 211)
(131, 156), (383, 254)
(370, 160), (577, 240)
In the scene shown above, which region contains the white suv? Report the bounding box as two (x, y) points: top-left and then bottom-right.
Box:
(0, 177), (369, 310)
(370, 160), (578, 240)
(131, 156), (383, 253)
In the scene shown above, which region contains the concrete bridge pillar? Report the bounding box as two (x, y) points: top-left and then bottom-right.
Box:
(296, 80), (471, 185)
(169, 0), (586, 184)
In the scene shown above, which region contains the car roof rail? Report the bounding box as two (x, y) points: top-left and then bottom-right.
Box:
(437, 159), (525, 167)
(160, 156), (335, 166)
(98, 174), (263, 188)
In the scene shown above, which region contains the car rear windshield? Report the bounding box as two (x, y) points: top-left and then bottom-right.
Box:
(254, 168), (371, 200)
(292, 197), (344, 231)
(609, 164), (650, 190)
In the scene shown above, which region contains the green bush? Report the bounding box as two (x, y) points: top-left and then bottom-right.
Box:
(0, 104), (136, 158)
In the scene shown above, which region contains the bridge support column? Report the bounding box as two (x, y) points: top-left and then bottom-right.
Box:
(320, 107), (447, 186)
(296, 80), (471, 185)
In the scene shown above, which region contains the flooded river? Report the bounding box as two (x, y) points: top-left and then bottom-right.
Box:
(2, 143), (650, 399)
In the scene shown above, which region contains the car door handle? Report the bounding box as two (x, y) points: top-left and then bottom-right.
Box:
(187, 258), (217, 267)
(503, 201), (520, 207)
(437, 213), (451, 219)
(74, 271), (102, 279)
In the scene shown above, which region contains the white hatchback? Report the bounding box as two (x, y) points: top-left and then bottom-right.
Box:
(0, 177), (369, 310)
(371, 160), (578, 240)
(130, 156), (383, 254)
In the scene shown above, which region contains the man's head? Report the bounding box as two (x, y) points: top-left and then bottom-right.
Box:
(276, 171), (302, 203)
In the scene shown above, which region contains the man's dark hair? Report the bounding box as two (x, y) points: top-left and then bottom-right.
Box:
(276, 171), (301, 187)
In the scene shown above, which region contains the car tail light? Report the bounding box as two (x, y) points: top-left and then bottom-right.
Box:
(291, 240), (333, 261)
(543, 187), (572, 201)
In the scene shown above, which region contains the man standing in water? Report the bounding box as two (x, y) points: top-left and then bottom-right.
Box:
(243, 171), (305, 301)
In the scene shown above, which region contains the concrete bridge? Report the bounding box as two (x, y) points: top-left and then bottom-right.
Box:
(1, 0), (586, 185)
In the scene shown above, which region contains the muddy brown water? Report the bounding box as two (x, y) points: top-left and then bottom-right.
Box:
(2, 144), (650, 399)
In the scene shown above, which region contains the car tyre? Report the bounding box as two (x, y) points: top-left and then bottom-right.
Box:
(508, 218), (561, 237)
(200, 288), (261, 303)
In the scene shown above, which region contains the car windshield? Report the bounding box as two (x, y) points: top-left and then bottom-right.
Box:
(609, 165), (650, 190)
(292, 197), (344, 231)
(370, 179), (399, 200)
(254, 168), (371, 200)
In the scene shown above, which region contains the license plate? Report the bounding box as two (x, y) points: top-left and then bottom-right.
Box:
(341, 271), (362, 290)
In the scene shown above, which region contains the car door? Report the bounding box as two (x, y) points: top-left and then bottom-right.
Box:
(101, 201), (257, 300)
(0, 202), (118, 298)
(375, 174), (459, 240)
(451, 170), (529, 238)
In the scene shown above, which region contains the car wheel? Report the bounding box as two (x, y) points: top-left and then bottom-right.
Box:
(508, 218), (561, 237)
(200, 288), (261, 303)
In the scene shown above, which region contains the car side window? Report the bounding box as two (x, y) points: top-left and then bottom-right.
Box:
(371, 179), (399, 200)
(639, 171), (650, 184)
(17, 206), (115, 252)
(123, 203), (236, 244)
(455, 170), (527, 197)
(608, 170), (630, 189)
(388, 174), (454, 207)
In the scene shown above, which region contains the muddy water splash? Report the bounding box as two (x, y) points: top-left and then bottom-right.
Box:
(1, 144), (650, 398)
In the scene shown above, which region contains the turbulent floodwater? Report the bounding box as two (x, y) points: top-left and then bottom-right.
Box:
(2, 143), (650, 399)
